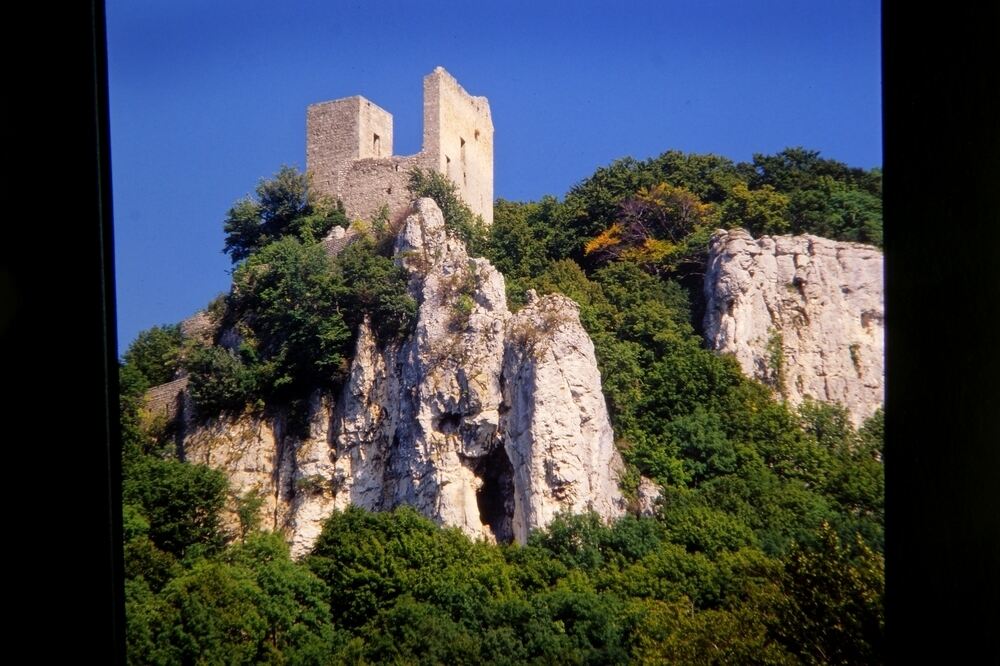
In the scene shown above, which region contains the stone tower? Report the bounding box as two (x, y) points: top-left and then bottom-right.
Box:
(306, 67), (494, 225)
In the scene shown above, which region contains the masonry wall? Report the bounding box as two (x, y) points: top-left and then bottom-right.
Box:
(337, 154), (431, 226)
(143, 377), (189, 422)
(306, 68), (494, 227)
(422, 67), (494, 225)
(307, 96), (394, 202)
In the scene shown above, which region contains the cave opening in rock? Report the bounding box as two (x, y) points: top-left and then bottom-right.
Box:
(476, 445), (515, 543)
(435, 412), (462, 435)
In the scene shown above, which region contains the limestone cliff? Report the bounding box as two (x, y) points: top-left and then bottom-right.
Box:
(703, 228), (884, 426)
(179, 198), (624, 557)
(503, 290), (625, 543)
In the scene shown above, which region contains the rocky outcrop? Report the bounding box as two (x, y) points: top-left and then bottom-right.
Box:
(703, 228), (883, 426)
(503, 290), (625, 543)
(635, 477), (662, 517)
(329, 196), (513, 543)
(182, 408), (294, 537)
(174, 198), (624, 557)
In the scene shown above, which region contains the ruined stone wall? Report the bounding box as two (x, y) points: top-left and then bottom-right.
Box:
(143, 377), (189, 422)
(306, 67), (494, 226)
(180, 311), (217, 346)
(336, 154), (431, 226)
(307, 96), (394, 200)
(422, 67), (494, 225)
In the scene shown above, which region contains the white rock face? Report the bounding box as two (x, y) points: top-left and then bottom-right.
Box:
(377, 196), (511, 542)
(176, 198), (624, 557)
(180, 392), (337, 554)
(703, 228), (884, 426)
(182, 408), (293, 537)
(636, 476), (662, 517)
(503, 290), (626, 543)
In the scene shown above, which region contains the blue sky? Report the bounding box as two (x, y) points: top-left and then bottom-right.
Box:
(108, 0), (881, 351)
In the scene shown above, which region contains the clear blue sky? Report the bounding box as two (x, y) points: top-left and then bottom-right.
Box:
(108, 0), (881, 351)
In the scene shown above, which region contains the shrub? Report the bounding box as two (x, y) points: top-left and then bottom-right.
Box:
(122, 324), (183, 386)
(407, 168), (488, 255)
(185, 346), (258, 416)
(231, 237), (353, 399)
(223, 165), (347, 262)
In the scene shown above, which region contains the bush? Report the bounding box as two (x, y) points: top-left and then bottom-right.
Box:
(407, 168), (488, 255)
(451, 293), (475, 330)
(122, 324), (183, 386)
(223, 165), (347, 262)
(185, 346), (258, 416)
(231, 237), (352, 399)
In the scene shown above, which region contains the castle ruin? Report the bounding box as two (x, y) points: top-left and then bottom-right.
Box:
(306, 67), (494, 225)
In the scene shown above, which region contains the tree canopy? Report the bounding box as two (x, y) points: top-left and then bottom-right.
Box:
(121, 148), (883, 663)
(223, 165), (348, 262)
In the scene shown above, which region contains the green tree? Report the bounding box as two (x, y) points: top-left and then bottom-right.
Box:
(647, 150), (749, 203)
(666, 408), (738, 485)
(122, 324), (183, 386)
(223, 166), (346, 262)
(122, 456), (228, 558)
(233, 490), (266, 541)
(122, 503), (179, 591)
(361, 596), (483, 664)
(150, 560), (271, 664)
(185, 345), (259, 415)
(659, 502), (757, 556)
(119, 362), (152, 463)
(826, 182), (882, 246)
(488, 198), (551, 281)
(124, 578), (172, 664)
(231, 236), (353, 398)
(750, 147), (854, 193)
(224, 533), (337, 662)
(787, 177), (882, 245)
(628, 596), (796, 665)
(307, 506), (458, 628)
(407, 167), (488, 255)
(774, 522), (884, 664)
(717, 182), (791, 236)
(806, 404), (884, 552)
(335, 235), (417, 341)
(797, 398), (854, 451)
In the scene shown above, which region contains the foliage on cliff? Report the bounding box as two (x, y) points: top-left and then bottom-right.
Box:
(490, 147), (881, 285)
(222, 165), (349, 262)
(121, 148), (883, 663)
(179, 168), (416, 419)
(407, 167), (490, 255)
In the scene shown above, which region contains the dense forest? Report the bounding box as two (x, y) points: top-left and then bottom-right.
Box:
(121, 147), (884, 664)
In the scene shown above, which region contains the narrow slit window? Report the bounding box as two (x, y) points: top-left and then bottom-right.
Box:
(373, 133), (381, 156)
(460, 138), (467, 185)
